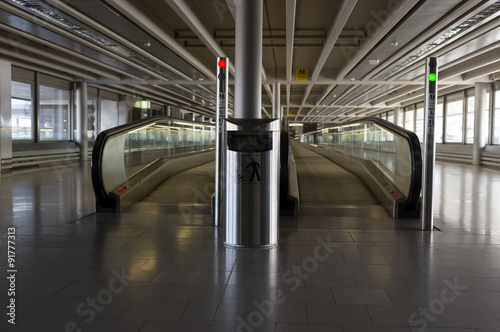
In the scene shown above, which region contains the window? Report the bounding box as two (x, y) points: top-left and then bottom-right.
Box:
(39, 85), (71, 141)
(100, 99), (120, 132)
(387, 111), (394, 124)
(435, 101), (443, 143)
(415, 106), (424, 142)
(11, 81), (33, 140)
(445, 99), (463, 143)
(88, 95), (97, 141)
(404, 109), (414, 132)
(494, 90), (500, 144)
(466, 96), (475, 144)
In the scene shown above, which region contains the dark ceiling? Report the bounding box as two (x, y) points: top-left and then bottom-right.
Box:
(1, 0), (500, 123)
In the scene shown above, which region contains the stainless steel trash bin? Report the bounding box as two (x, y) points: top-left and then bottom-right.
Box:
(224, 118), (280, 248)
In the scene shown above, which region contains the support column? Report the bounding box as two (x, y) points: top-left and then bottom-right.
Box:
(394, 107), (403, 126)
(234, 0), (263, 119)
(272, 82), (281, 119)
(0, 60), (12, 171)
(76, 82), (88, 161)
(473, 82), (487, 166)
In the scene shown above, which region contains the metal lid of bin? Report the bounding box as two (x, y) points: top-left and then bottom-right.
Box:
(225, 118), (280, 131)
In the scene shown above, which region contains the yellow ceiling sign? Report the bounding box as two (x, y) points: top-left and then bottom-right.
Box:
(296, 68), (308, 81)
(290, 110), (296, 116)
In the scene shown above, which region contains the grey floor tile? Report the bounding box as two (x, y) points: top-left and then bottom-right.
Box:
(343, 327), (410, 332)
(353, 275), (409, 289)
(324, 263), (375, 275)
(140, 319), (210, 332)
(306, 303), (372, 325)
(119, 298), (189, 319)
(276, 323), (343, 332)
(166, 283), (225, 301)
(213, 300), (248, 321)
(207, 320), (276, 332)
(332, 288), (393, 305)
(16, 296), (75, 316)
(245, 301), (308, 324)
(304, 274), (356, 288)
(73, 317), (146, 332)
(59, 297), (133, 318)
(17, 279), (71, 296)
(279, 286), (335, 303)
(150, 270), (207, 283)
(181, 300), (219, 320)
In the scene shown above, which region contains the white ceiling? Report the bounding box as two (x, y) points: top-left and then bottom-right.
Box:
(1, 0), (500, 123)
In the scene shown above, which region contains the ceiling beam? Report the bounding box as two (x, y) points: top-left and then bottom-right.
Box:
(463, 63), (500, 81)
(440, 48), (500, 80)
(286, 0), (297, 114)
(104, 0), (215, 80)
(295, 0), (358, 118)
(365, 0), (495, 81)
(164, 0), (235, 76)
(337, 0), (421, 81)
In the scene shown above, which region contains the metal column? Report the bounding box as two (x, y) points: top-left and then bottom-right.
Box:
(224, 0), (279, 248)
(234, 0), (263, 119)
(76, 82), (88, 161)
(0, 60), (12, 171)
(394, 107), (403, 127)
(272, 82), (281, 119)
(422, 57), (438, 231)
(473, 83), (487, 166)
(215, 57), (229, 226)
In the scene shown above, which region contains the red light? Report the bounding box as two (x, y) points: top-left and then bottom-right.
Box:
(218, 59), (226, 68)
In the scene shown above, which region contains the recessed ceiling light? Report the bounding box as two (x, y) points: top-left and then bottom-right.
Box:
(350, 77), (356, 81)
(391, 41), (399, 47)
(369, 59), (380, 65)
(144, 41), (151, 47)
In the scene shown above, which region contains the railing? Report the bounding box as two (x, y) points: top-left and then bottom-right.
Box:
(91, 116), (216, 211)
(300, 117), (422, 217)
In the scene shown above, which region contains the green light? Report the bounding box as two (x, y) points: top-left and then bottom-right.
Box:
(428, 73), (437, 81)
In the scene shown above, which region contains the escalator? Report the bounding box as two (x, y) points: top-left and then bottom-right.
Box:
(298, 118), (422, 219)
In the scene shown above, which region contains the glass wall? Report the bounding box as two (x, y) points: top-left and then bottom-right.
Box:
(466, 96), (475, 144)
(494, 90), (500, 144)
(101, 99), (120, 131)
(435, 100), (444, 143)
(88, 95), (97, 141)
(445, 99), (463, 143)
(415, 105), (424, 142)
(404, 108), (414, 132)
(39, 85), (71, 141)
(11, 81), (33, 140)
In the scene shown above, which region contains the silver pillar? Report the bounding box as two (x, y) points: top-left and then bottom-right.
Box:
(394, 107), (403, 127)
(215, 57), (229, 227)
(76, 82), (88, 161)
(0, 60), (12, 172)
(473, 83), (487, 166)
(234, 0), (263, 119)
(422, 57), (438, 231)
(272, 82), (281, 119)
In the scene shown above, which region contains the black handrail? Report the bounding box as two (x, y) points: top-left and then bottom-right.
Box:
(302, 117), (422, 210)
(91, 116), (215, 208)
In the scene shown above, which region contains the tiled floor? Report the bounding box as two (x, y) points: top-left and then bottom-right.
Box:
(1, 157), (500, 331)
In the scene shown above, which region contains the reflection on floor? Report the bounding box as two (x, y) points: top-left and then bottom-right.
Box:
(1, 160), (500, 331)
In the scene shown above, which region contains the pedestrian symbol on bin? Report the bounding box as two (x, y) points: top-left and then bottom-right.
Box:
(236, 158), (261, 183)
(247, 158), (261, 182)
